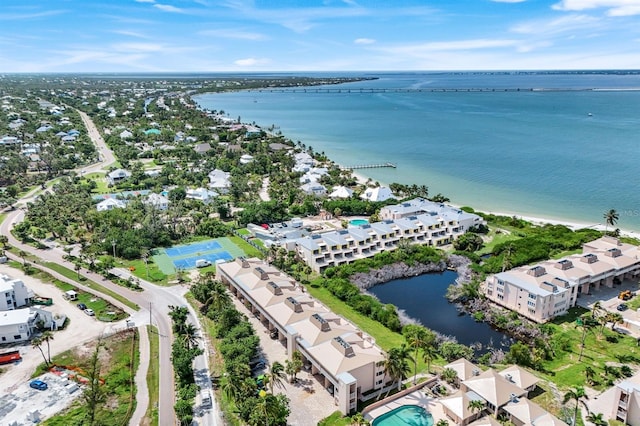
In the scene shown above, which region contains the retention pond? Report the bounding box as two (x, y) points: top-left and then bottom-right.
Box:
(368, 270), (512, 351)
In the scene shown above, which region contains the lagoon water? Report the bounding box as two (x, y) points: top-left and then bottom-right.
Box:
(367, 270), (511, 350)
(194, 71), (640, 231)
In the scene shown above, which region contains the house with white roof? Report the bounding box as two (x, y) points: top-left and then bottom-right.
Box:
(502, 398), (567, 426)
(186, 187), (218, 204)
(360, 186), (395, 202)
(107, 168), (131, 185)
(208, 169), (231, 194)
(329, 186), (354, 199)
(300, 167), (329, 184)
(96, 198), (127, 212)
(216, 258), (386, 415)
(239, 154), (254, 164)
(300, 182), (327, 197)
(119, 129), (133, 139)
(0, 308), (59, 343)
(144, 193), (170, 211)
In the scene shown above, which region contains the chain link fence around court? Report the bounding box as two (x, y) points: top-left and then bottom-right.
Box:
(152, 237), (246, 275)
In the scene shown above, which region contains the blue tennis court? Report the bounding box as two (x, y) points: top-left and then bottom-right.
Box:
(166, 240), (222, 257)
(172, 251), (233, 269)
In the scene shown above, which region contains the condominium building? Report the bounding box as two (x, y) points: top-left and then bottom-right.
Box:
(484, 237), (640, 323)
(284, 199), (484, 273)
(0, 273), (33, 311)
(612, 378), (640, 425)
(216, 257), (386, 415)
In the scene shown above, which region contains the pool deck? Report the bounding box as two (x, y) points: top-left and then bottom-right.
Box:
(365, 390), (448, 424)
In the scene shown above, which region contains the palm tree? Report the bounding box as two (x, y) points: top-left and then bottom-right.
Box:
(604, 209), (619, 234)
(440, 367), (458, 386)
(435, 420), (449, 426)
(577, 315), (597, 362)
(41, 330), (54, 364)
(468, 399), (484, 419)
(501, 244), (514, 272)
(422, 342), (438, 375)
(350, 413), (370, 426)
(181, 323), (199, 350)
(591, 301), (602, 319)
(0, 235), (8, 249)
(586, 412), (607, 426)
(609, 312), (624, 330)
(18, 250), (27, 265)
(563, 386), (588, 426)
(584, 366), (596, 386)
(267, 361), (287, 393)
(383, 345), (413, 396)
(403, 325), (431, 384)
(31, 336), (49, 368)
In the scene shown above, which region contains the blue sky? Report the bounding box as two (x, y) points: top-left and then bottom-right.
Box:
(0, 0), (639, 72)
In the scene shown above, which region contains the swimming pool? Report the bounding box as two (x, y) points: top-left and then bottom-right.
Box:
(349, 219), (369, 226)
(372, 405), (434, 426)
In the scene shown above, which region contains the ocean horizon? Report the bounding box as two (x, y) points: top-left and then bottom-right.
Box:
(194, 71), (640, 232)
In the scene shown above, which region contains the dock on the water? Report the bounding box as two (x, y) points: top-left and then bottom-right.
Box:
(342, 162), (396, 170)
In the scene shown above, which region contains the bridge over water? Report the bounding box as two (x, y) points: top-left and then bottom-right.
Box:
(243, 87), (619, 94)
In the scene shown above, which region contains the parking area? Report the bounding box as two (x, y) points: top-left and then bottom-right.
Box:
(0, 371), (83, 424)
(230, 297), (338, 425)
(576, 278), (640, 336)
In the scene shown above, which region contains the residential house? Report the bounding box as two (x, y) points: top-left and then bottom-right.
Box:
(360, 186), (395, 202)
(216, 258), (386, 415)
(96, 198), (127, 212)
(194, 143), (212, 154)
(440, 390), (486, 425)
(119, 130), (133, 139)
(144, 193), (170, 211)
(240, 154), (254, 164)
(300, 182), (327, 197)
(444, 358), (483, 387)
(107, 168), (131, 185)
(329, 186), (354, 199)
(460, 369), (527, 414)
(502, 397), (568, 426)
(0, 308), (58, 344)
(186, 187), (218, 204)
(208, 169), (231, 194)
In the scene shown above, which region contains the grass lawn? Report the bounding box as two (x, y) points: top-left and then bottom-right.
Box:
(83, 172), (109, 194)
(318, 411), (352, 426)
(235, 228), (251, 236)
(40, 330), (139, 426)
(42, 261), (138, 312)
(126, 258), (168, 285)
(538, 307), (640, 390)
(0, 212), (6, 225)
(229, 235), (263, 258)
(144, 325), (160, 426)
(477, 227), (521, 255)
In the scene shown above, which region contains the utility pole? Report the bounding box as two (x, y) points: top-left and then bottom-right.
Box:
(111, 239), (117, 258)
(149, 302), (152, 327)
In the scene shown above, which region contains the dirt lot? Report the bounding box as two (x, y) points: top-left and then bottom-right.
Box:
(0, 264), (125, 414)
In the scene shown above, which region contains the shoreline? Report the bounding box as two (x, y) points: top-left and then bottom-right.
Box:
(348, 168), (640, 240)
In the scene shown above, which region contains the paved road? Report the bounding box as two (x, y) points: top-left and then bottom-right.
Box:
(1, 107), (222, 425)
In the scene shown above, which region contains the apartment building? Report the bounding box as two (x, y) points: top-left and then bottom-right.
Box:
(484, 237), (640, 323)
(285, 202), (484, 273)
(216, 257), (386, 415)
(0, 273), (32, 311)
(612, 378), (640, 425)
(380, 198), (484, 230)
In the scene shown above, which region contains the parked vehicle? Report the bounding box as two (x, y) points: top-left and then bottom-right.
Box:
(195, 259), (212, 268)
(32, 296), (53, 306)
(84, 308), (95, 316)
(619, 290), (632, 300)
(77, 303), (87, 310)
(30, 380), (48, 390)
(0, 350), (22, 365)
(618, 303), (628, 312)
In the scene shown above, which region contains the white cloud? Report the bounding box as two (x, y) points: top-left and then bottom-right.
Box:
(111, 30), (150, 39)
(354, 38), (375, 44)
(0, 10), (67, 21)
(234, 57), (270, 67)
(198, 29), (267, 40)
(405, 39), (520, 52)
(553, 0), (640, 16)
(135, 0), (156, 3)
(511, 14), (600, 35)
(491, 0), (527, 3)
(112, 42), (165, 52)
(153, 4), (184, 13)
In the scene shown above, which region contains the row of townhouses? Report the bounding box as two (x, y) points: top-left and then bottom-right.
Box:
(483, 236), (640, 323)
(441, 358), (567, 426)
(216, 257), (386, 415)
(282, 198), (485, 272)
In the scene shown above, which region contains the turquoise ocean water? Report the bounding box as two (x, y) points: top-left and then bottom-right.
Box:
(194, 72), (640, 231)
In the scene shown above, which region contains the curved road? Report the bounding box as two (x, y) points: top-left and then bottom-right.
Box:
(1, 109), (219, 426)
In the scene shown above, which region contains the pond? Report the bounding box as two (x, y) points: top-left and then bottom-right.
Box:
(368, 270), (512, 351)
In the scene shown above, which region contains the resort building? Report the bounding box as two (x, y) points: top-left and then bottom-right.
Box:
(483, 237), (640, 323)
(283, 205), (484, 273)
(612, 378), (640, 425)
(96, 198), (127, 212)
(216, 257), (386, 415)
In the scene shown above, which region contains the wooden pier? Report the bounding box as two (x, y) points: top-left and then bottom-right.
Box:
(342, 162), (396, 170)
